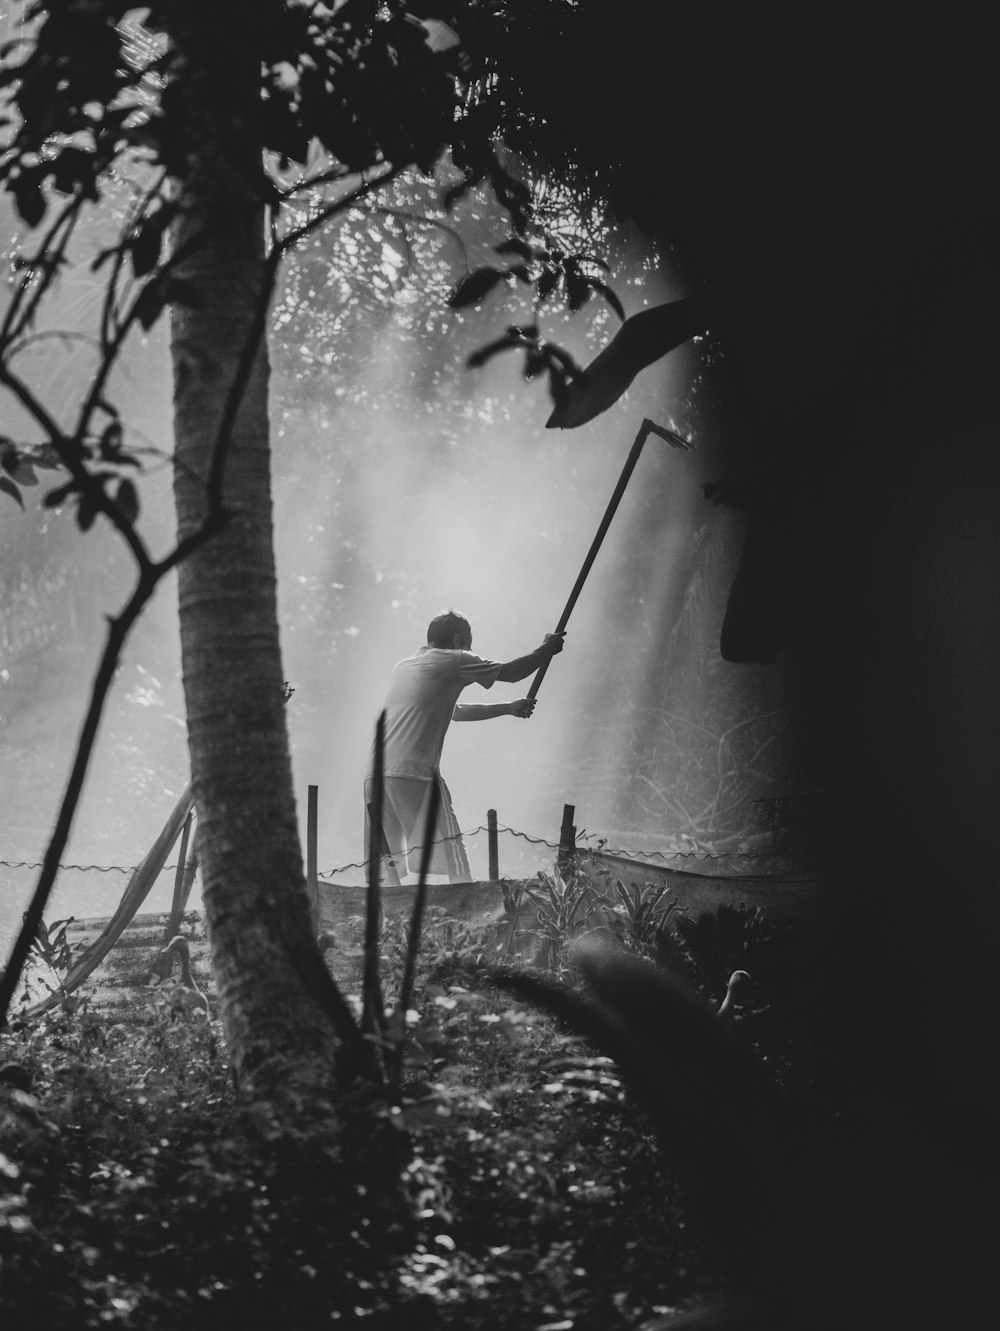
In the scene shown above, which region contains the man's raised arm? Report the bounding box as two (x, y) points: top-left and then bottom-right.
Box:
(453, 700), (535, 721)
(495, 632), (565, 683)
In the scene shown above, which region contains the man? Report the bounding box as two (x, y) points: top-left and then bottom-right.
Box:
(365, 610), (565, 883)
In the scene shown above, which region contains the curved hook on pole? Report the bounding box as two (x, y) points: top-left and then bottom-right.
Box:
(527, 418), (693, 701)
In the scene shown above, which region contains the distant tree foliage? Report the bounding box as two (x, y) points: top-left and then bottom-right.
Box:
(0, 2), (644, 1114)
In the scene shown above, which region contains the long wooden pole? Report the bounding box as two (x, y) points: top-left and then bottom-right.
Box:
(22, 783), (196, 1018)
(162, 809), (194, 945)
(306, 784), (318, 931)
(526, 417), (692, 700)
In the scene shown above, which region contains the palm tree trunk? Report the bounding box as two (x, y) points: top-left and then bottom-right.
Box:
(166, 5), (340, 1116)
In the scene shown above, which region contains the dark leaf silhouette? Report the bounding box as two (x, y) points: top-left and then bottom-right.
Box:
(75, 487), (99, 532)
(466, 333), (520, 369)
(537, 266), (560, 300)
(134, 277), (167, 331)
(548, 363), (569, 407)
(523, 345), (545, 380)
(564, 268), (591, 311)
(51, 146), (98, 200)
(0, 476), (23, 508)
(494, 237), (534, 260)
(99, 419), (123, 458)
(130, 219), (164, 278)
(115, 478), (139, 526)
(1, 445), (38, 485)
(11, 173), (45, 227)
(448, 266), (506, 308)
(43, 479), (77, 509)
(546, 294), (708, 428)
(587, 277), (626, 320)
(9, 459), (37, 486)
(466, 323), (538, 368)
(545, 342), (583, 374)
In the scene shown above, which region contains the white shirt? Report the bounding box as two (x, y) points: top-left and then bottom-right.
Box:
(373, 647), (502, 780)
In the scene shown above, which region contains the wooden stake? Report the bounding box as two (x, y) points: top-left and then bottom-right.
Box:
(558, 803), (577, 872)
(162, 809), (194, 946)
(487, 808), (499, 881)
(307, 784), (318, 930)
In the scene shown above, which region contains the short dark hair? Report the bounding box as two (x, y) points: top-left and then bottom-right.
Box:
(427, 610), (471, 648)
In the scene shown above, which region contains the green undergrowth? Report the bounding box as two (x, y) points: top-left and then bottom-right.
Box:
(395, 985), (726, 1329)
(1, 881), (797, 1328)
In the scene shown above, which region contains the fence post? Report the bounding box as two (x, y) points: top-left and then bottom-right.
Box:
(160, 809), (194, 954)
(487, 808), (499, 881)
(307, 785), (319, 931)
(558, 803), (576, 873)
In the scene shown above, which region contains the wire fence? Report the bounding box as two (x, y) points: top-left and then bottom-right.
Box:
(0, 859), (189, 874)
(0, 821), (801, 881)
(1, 815), (819, 965)
(2, 785), (819, 952)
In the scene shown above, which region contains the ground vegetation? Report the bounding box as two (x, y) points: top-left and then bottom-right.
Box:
(2, 877), (800, 1328)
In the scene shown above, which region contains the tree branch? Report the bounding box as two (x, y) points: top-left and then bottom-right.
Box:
(0, 492), (228, 1028)
(0, 194), (85, 344)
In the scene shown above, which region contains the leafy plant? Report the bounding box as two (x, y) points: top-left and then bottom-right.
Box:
(516, 870), (604, 972)
(25, 915), (79, 975)
(667, 902), (771, 1001)
(13, 915), (87, 1013)
(594, 876), (687, 955)
(381, 907), (507, 994)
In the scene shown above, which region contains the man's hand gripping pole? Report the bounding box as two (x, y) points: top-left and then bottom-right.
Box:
(526, 418), (693, 702)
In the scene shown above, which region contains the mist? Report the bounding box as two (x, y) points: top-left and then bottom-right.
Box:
(272, 210), (806, 882)
(2, 190), (808, 936)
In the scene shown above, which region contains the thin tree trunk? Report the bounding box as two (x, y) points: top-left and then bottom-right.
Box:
(166, 5), (341, 1117)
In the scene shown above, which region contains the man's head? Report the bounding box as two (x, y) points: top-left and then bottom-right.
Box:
(427, 609), (472, 650)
